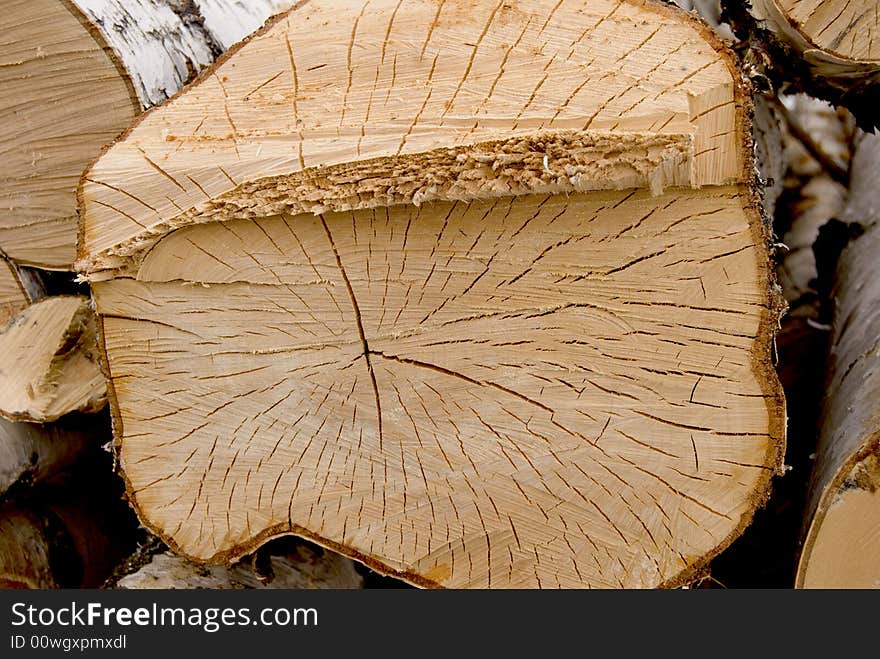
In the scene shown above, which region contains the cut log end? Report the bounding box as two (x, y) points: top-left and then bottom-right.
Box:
(0, 296), (106, 423)
(78, 0), (784, 589)
(799, 454), (880, 589)
(797, 134), (880, 588)
(737, 1), (880, 130)
(0, 0), (139, 269)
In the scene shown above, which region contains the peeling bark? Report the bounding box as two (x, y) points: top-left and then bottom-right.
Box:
(117, 541), (363, 589)
(0, 296), (106, 422)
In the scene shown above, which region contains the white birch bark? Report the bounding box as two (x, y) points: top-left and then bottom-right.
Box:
(73, 0), (296, 108)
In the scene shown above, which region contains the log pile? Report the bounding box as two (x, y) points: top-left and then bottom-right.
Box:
(797, 133), (880, 588)
(0, 0), (877, 590)
(0, 0), (363, 591)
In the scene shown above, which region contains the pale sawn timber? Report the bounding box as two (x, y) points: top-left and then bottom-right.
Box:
(0, 0), (294, 269)
(78, 0), (785, 589)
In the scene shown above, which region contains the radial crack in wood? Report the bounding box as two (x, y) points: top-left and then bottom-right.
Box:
(0, 296), (106, 423)
(78, 0), (785, 589)
(0, 0), (294, 269)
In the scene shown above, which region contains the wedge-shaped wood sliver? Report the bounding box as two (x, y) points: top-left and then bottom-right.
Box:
(0, 260), (28, 329)
(78, 0), (785, 588)
(0, 0), (294, 269)
(741, 1), (880, 130)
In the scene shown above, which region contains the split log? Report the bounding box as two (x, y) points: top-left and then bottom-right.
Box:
(78, 0), (785, 589)
(0, 506), (58, 588)
(750, 0), (880, 71)
(797, 133), (880, 588)
(672, 0), (734, 40)
(0, 259), (28, 329)
(0, 0), (294, 270)
(727, 1), (880, 130)
(0, 417), (96, 497)
(0, 296), (106, 422)
(117, 541), (363, 589)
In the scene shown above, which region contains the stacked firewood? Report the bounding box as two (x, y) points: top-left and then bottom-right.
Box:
(1, 0), (878, 589)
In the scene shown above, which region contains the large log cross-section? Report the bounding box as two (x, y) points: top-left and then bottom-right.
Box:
(78, 0), (785, 588)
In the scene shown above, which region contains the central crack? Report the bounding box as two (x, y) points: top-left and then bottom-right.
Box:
(319, 215), (384, 451)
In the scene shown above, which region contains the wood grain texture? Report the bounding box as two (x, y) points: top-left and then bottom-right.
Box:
(0, 0), (294, 269)
(759, 0), (880, 63)
(0, 260), (28, 329)
(79, 0), (784, 588)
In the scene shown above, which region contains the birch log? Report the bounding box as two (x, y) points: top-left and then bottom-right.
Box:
(750, 0), (880, 68)
(117, 542), (363, 589)
(730, 0), (880, 129)
(0, 494), (129, 589)
(0, 259), (28, 329)
(777, 94), (854, 308)
(77, 0), (785, 589)
(797, 133), (880, 588)
(0, 0), (295, 270)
